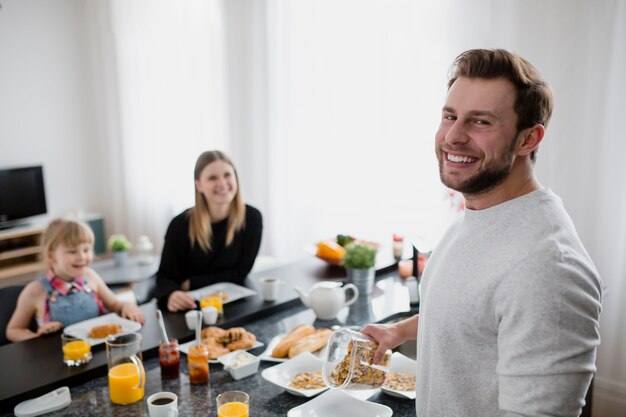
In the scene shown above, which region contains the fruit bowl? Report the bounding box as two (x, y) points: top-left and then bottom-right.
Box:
(312, 236), (379, 267)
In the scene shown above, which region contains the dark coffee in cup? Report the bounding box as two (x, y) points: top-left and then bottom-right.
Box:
(151, 397), (174, 406)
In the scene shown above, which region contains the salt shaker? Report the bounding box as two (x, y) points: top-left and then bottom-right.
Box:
(136, 235), (154, 265)
(406, 276), (419, 304)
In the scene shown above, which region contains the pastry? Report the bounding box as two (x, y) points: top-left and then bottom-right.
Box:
(271, 324), (316, 358)
(88, 323), (122, 339)
(288, 328), (332, 358)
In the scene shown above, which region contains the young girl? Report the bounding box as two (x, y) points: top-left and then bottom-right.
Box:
(6, 219), (145, 342)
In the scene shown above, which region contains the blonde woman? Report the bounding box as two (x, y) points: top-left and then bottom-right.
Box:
(155, 151), (263, 312)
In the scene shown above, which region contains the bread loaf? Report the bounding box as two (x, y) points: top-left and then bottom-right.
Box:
(88, 323), (122, 339)
(271, 324), (315, 358)
(288, 328), (332, 358)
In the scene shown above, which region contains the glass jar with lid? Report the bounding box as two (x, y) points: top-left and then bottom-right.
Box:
(322, 328), (391, 390)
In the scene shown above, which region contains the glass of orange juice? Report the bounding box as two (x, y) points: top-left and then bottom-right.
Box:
(216, 391), (249, 417)
(200, 295), (223, 315)
(62, 333), (92, 366)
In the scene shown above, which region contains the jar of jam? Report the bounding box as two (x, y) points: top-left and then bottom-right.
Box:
(322, 328), (391, 390)
(187, 343), (209, 384)
(159, 338), (180, 380)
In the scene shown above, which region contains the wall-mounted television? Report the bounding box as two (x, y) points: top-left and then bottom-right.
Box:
(0, 165), (48, 229)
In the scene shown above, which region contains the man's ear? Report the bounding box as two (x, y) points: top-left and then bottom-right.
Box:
(517, 124), (545, 156)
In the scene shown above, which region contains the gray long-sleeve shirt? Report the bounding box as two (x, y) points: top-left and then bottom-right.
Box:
(416, 188), (602, 417)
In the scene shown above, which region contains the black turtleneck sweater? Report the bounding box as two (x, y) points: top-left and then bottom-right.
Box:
(155, 205), (262, 309)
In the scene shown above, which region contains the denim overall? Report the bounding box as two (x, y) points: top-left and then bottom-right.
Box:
(38, 276), (102, 327)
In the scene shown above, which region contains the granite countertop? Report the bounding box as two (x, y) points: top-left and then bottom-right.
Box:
(4, 295), (418, 417)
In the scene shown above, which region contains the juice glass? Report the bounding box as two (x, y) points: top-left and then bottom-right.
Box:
(216, 391), (249, 417)
(200, 295), (223, 315)
(61, 333), (92, 366)
(106, 332), (145, 404)
(187, 343), (209, 384)
(159, 338), (180, 380)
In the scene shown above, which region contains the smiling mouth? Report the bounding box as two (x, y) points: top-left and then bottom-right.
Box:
(446, 153), (478, 164)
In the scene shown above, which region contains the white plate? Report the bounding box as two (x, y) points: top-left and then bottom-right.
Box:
(187, 282), (257, 304)
(261, 351), (328, 397)
(63, 313), (142, 346)
(178, 339), (264, 364)
(380, 351), (416, 400)
(259, 334), (329, 363)
(287, 388), (392, 417)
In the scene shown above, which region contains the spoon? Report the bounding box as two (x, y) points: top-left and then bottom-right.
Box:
(156, 309), (170, 345)
(195, 310), (203, 347)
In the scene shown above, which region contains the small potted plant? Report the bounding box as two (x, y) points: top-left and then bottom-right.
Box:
(108, 234), (131, 266)
(343, 243), (377, 295)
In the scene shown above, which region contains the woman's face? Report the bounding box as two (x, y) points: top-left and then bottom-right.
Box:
(195, 159), (238, 209)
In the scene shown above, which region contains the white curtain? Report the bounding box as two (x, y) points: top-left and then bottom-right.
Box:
(86, 0), (229, 248)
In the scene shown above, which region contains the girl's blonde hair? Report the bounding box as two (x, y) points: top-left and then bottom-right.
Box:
(43, 219), (94, 266)
(189, 150), (246, 252)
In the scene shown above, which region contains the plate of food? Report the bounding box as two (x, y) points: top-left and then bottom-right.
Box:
(287, 388), (392, 417)
(381, 351), (417, 399)
(179, 326), (263, 363)
(261, 351), (328, 397)
(187, 282), (256, 304)
(258, 324), (331, 362)
(63, 313), (142, 346)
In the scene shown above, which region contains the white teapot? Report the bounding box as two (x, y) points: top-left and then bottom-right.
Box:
(294, 281), (359, 320)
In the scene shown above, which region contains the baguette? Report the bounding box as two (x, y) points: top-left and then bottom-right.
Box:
(288, 328), (332, 358)
(271, 324), (316, 358)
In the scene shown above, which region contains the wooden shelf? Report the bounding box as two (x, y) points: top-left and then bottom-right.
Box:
(0, 227), (45, 282)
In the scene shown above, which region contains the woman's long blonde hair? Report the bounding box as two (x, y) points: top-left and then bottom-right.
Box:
(188, 150), (246, 252)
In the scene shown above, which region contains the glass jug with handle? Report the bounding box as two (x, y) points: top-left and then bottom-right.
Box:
(106, 332), (146, 404)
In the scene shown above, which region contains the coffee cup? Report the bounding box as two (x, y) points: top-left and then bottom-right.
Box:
(185, 310), (200, 331)
(260, 277), (284, 302)
(202, 306), (218, 325)
(147, 392), (178, 417)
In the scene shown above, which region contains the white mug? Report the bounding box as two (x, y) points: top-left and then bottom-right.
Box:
(202, 306), (218, 325)
(260, 277), (284, 302)
(184, 310), (200, 331)
(147, 392), (178, 417)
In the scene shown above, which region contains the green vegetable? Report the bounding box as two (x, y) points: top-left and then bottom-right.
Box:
(343, 243), (377, 269)
(336, 234), (355, 247)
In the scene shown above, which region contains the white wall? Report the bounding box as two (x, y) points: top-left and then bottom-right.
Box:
(0, 0), (103, 221)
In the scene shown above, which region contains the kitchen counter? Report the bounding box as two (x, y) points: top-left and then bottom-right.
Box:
(0, 257), (419, 416)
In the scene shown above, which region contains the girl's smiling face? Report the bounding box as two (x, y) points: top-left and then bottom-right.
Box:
(49, 242), (93, 280)
(195, 160), (239, 210)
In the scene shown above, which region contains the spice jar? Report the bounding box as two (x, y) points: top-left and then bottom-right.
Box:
(187, 343), (209, 384)
(392, 234), (404, 260)
(322, 328), (391, 390)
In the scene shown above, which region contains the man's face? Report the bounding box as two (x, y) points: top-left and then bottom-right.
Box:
(435, 77), (523, 195)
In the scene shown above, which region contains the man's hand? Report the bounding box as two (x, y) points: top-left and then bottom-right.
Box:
(36, 321), (63, 336)
(361, 315), (418, 364)
(167, 290), (197, 312)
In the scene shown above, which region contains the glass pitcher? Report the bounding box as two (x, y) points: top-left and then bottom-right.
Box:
(106, 332), (145, 404)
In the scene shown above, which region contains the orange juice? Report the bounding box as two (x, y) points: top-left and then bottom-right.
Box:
(200, 296), (223, 314)
(218, 401), (249, 417)
(108, 362), (146, 404)
(63, 340), (90, 361)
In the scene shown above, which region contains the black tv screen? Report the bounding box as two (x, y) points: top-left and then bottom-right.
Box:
(0, 165), (47, 227)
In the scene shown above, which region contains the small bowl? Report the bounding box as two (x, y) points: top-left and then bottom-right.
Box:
(218, 350), (260, 380)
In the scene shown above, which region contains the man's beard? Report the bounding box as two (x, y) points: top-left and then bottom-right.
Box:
(438, 136), (518, 196)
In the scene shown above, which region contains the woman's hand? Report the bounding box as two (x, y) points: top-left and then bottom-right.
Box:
(120, 303), (145, 324)
(36, 321), (63, 336)
(167, 290), (197, 312)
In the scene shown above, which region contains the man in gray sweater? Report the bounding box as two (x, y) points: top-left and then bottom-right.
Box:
(362, 49), (602, 416)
